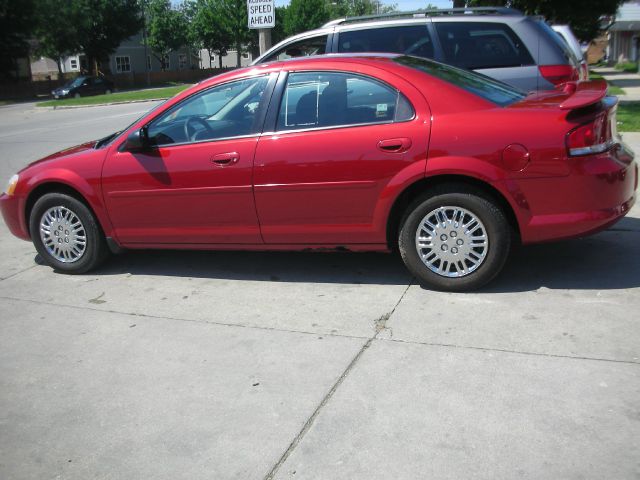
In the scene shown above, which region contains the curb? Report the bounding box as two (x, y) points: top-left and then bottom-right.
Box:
(41, 97), (170, 110)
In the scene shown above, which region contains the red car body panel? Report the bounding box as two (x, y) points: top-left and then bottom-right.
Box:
(1, 55), (637, 255)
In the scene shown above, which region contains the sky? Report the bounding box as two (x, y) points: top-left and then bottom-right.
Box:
(272, 0), (454, 10)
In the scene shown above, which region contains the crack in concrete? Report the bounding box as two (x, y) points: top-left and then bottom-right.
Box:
(264, 279), (414, 479)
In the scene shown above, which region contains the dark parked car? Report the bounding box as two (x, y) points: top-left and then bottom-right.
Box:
(52, 76), (114, 99)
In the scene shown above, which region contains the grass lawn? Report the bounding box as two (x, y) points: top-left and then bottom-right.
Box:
(617, 102), (640, 132)
(589, 71), (625, 95)
(36, 84), (191, 107)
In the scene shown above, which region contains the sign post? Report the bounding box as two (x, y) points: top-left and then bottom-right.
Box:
(247, 0), (275, 55)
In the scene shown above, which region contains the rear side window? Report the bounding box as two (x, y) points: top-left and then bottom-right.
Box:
(434, 22), (534, 70)
(263, 35), (328, 62)
(277, 71), (414, 131)
(338, 25), (434, 59)
(394, 56), (525, 107)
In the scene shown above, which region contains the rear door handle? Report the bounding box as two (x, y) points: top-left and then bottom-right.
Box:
(212, 152), (239, 166)
(377, 138), (412, 153)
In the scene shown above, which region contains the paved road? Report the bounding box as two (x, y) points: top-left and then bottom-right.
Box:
(1, 101), (639, 480)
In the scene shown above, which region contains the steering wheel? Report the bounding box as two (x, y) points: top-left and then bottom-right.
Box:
(184, 116), (214, 142)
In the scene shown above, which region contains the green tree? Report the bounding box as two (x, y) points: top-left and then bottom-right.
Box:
(271, 5), (289, 45)
(284, 0), (329, 36)
(463, 0), (624, 41)
(218, 0), (253, 67)
(146, 0), (188, 70)
(76, 0), (143, 75)
(0, 0), (36, 80)
(188, 0), (230, 69)
(328, 0), (396, 18)
(34, 0), (83, 77)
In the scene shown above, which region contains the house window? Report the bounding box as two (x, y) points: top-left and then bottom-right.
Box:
(70, 58), (78, 70)
(115, 56), (131, 73)
(147, 55), (152, 71)
(178, 54), (187, 70)
(242, 52), (249, 59)
(161, 55), (170, 70)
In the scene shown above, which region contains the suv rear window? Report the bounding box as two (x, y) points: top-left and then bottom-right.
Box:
(338, 25), (434, 59)
(434, 22), (534, 70)
(394, 56), (525, 107)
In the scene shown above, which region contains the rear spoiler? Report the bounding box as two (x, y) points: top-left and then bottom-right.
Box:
(558, 80), (608, 110)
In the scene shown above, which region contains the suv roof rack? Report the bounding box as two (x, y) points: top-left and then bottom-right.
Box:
(322, 7), (523, 27)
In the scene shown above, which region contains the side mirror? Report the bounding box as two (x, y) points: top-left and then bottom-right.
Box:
(122, 128), (149, 152)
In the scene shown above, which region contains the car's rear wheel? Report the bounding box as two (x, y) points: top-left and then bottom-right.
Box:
(29, 193), (108, 274)
(398, 187), (512, 291)
(74, 93), (81, 99)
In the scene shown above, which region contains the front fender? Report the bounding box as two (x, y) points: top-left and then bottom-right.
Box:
(24, 169), (115, 238)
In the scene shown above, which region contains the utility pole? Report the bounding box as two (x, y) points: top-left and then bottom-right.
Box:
(141, 0), (150, 87)
(258, 29), (272, 55)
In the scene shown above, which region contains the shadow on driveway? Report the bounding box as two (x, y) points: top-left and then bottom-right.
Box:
(48, 218), (640, 291)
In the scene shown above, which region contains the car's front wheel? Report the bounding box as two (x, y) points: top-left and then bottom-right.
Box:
(29, 193), (108, 273)
(398, 187), (512, 291)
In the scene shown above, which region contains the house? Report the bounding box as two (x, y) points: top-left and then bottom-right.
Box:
(107, 32), (198, 75)
(607, 1), (640, 63)
(198, 49), (254, 69)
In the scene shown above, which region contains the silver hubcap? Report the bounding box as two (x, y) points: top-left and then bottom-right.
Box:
(415, 206), (489, 278)
(40, 206), (87, 263)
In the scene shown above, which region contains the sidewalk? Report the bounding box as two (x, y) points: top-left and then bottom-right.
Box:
(592, 66), (640, 102)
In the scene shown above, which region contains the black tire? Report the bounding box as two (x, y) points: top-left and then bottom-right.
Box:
(398, 186), (512, 292)
(74, 92), (81, 99)
(29, 193), (108, 274)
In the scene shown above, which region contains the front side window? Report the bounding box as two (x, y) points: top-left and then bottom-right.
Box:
(338, 25), (434, 59)
(115, 56), (131, 73)
(264, 35), (328, 62)
(277, 71), (414, 131)
(147, 75), (269, 146)
(434, 22), (534, 70)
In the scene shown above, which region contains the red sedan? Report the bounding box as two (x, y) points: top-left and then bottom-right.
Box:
(1, 55), (637, 291)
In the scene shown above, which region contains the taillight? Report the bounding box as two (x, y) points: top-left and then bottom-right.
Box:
(566, 112), (613, 156)
(539, 64), (579, 86)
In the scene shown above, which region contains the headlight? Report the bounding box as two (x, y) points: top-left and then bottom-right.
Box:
(4, 174), (19, 195)
(61, 89), (69, 95)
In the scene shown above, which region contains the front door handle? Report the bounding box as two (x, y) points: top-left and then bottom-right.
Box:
(377, 138), (412, 153)
(212, 152), (239, 166)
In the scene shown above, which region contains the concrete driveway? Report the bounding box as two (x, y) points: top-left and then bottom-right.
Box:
(0, 101), (638, 480)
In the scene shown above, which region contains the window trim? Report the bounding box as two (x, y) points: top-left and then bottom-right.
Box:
(124, 73), (278, 151)
(266, 70), (416, 136)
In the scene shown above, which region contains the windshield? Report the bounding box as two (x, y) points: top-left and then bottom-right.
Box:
(393, 55), (526, 107)
(64, 76), (87, 89)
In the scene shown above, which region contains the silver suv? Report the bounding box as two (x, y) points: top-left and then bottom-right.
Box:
(253, 7), (584, 92)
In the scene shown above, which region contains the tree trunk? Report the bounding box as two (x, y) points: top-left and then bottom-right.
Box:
(218, 52), (223, 69)
(236, 43), (241, 68)
(208, 49), (213, 68)
(56, 57), (63, 82)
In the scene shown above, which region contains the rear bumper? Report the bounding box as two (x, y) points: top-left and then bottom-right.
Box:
(515, 146), (638, 244)
(0, 193), (30, 241)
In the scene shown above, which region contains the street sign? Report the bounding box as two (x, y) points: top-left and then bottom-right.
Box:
(247, 0), (275, 29)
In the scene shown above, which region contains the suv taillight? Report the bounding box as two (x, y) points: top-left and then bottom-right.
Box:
(539, 65), (579, 86)
(566, 112), (613, 156)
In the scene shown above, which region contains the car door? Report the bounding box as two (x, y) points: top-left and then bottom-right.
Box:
(102, 74), (274, 245)
(253, 69), (429, 245)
